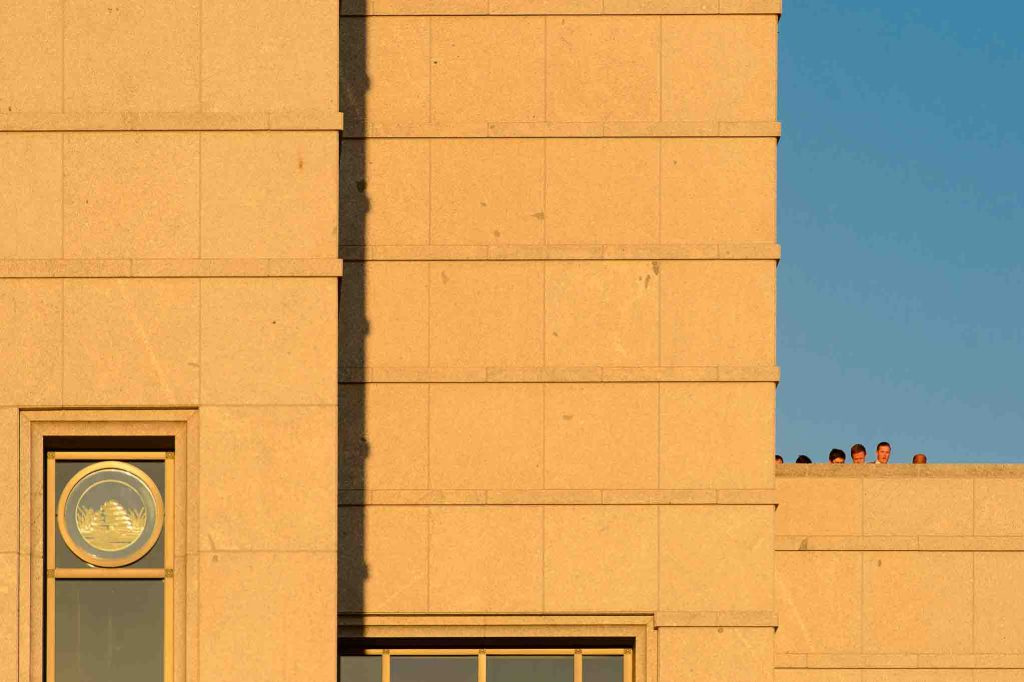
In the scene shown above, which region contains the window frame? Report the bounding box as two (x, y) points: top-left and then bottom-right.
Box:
(342, 647), (634, 682)
(46, 449), (176, 682)
(20, 410), (197, 682)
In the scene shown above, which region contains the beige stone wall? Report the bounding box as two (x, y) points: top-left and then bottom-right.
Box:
(1, 1), (340, 680)
(4, 0), (781, 679)
(777, 465), (1024, 681)
(339, 2), (781, 680)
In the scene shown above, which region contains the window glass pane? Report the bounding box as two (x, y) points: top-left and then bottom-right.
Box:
(583, 656), (623, 682)
(391, 655), (476, 682)
(339, 655), (382, 682)
(54, 579), (163, 681)
(488, 655), (573, 682)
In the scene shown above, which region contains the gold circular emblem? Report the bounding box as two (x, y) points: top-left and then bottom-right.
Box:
(57, 461), (164, 568)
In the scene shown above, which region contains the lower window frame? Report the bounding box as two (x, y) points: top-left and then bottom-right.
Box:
(342, 646), (634, 682)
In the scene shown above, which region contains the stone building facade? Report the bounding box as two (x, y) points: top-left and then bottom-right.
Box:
(336, 1), (780, 680)
(5, 1), (1019, 681)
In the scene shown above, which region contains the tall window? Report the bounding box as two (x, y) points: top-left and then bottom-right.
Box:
(47, 448), (174, 681)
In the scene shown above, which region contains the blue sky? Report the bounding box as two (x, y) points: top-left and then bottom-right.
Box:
(776, 2), (1024, 462)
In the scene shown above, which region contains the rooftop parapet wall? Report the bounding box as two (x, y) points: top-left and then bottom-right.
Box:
(776, 463), (1024, 542)
(775, 464), (1024, 680)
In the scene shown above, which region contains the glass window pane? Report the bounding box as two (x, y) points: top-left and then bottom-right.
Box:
(55, 579), (163, 681)
(391, 656), (476, 682)
(339, 655), (382, 682)
(583, 656), (623, 682)
(488, 655), (573, 682)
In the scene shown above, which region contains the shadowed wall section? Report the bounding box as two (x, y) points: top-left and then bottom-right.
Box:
(338, 1), (781, 680)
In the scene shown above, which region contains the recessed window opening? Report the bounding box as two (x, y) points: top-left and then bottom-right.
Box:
(340, 639), (634, 682)
(44, 436), (175, 682)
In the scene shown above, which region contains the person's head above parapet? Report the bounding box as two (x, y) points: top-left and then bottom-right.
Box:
(796, 455), (812, 464)
(912, 453), (928, 464)
(828, 448), (846, 464)
(875, 442), (892, 464)
(850, 444), (867, 463)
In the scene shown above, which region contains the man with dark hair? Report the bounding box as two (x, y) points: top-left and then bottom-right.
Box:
(850, 444), (867, 464)
(796, 455), (812, 463)
(913, 453), (927, 464)
(775, 455), (784, 464)
(828, 448), (846, 464)
(875, 442), (892, 464)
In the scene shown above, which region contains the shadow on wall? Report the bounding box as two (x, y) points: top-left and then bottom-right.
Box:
(338, 0), (368, 653)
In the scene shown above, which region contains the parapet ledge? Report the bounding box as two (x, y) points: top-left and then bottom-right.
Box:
(342, 0), (782, 17)
(0, 112), (344, 132)
(776, 463), (1024, 478)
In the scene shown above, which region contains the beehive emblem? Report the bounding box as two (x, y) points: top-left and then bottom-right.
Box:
(76, 499), (147, 551)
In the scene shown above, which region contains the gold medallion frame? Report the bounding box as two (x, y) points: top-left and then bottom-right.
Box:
(56, 460), (165, 568)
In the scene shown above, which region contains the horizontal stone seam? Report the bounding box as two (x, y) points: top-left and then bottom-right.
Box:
(342, 613), (655, 622)
(339, 367), (780, 381)
(775, 661), (1024, 670)
(4, 401), (339, 405)
(654, 611), (777, 627)
(339, 493), (777, 506)
(339, 502), (778, 506)
(776, 535), (1024, 551)
(342, 5), (783, 17)
(339, 244), (782, 261)
(0, 258), (343, 278)
(342, 121), (782, 139)
(0, 112), (344, 132)
(776, 464), (1024, 478)
(189, 549), (337, 554)
(339, 610), (776, 623)
(339, 13), (783, 17)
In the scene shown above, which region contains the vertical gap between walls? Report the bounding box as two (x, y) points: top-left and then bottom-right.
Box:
(971, 547), (976, 654)
(198, 0), (203, 111)
(425, 382), (432, 490)
(657, 139), (662, 244)
(427, 140), (432, 245)
(656, 384), (661, 488)
(656, 505), (661, 612)
(198, 133), (203, 258)
(425, 506), (431, 613)
(541, 138), (547, 246)
(60, 133), (65, 259)
(541, 384), (546, 490)
(540, 504), (546, 612)
(61, 0), (66, 113)
(60, 278), (66, 404)
(197, 279), (202, 407)
(427, 17), (433, 123)
(542, 16), (548, 122)
(657, 16), (663, 122)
